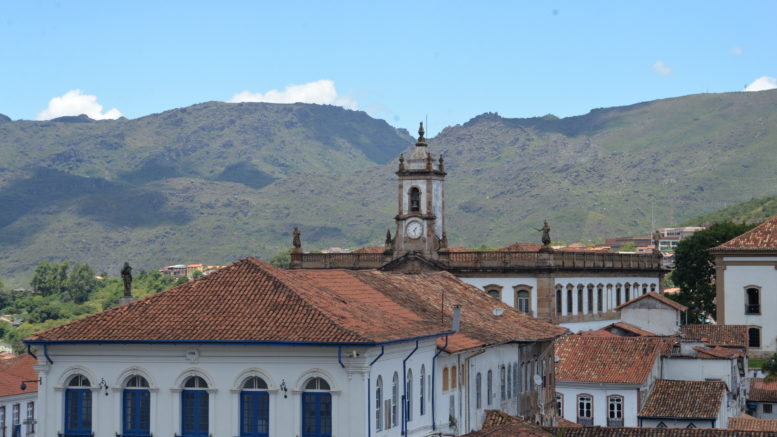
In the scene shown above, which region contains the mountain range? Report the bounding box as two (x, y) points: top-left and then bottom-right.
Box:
(1, 90), (777, 286)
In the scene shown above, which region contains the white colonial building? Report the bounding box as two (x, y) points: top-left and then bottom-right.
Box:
(0, 354), (38, 437)
(712, 217), (777, 356)
(25, 258), (565, 437)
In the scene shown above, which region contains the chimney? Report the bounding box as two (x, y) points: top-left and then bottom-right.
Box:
(452, 305), (461, 333)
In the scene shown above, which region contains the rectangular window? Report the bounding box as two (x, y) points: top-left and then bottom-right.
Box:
(0, 406), (5, 437)
(577, 395), (593, 425)
(26, 402), (34, 434)
(607, 396), (623, 426)
(765, 403), (773, 414)
(11, 406), (18, 426)
(555, 393), (563, 417)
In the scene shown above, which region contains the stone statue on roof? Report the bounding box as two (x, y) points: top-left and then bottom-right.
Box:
(534, 221), (551, 247)
(121, 262), (132, 297)
(292, 227), (301, 249)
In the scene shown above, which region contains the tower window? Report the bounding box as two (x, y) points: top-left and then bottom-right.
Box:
(409, 187), (421, 212)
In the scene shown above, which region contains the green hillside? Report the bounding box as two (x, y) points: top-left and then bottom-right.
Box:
(1, 91), (777, 286)
(682, 196), (777, 225)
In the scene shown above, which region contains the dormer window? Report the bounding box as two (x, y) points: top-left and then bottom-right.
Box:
(409, 187), (421, 212)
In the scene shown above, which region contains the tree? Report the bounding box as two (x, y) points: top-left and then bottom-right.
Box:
(67, 263), (98, 304)
(270, 249), (292, 268)
(670, 221), (755, 323)
(763, 354), (777, 383)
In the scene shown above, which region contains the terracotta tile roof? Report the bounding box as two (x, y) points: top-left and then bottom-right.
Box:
(555, 335), (666, 384)
(0, 354), (38, 396)
(729, 414), (777, 431)
(350, 270), (567, 353)
(693, 346), (744, 359)
(614, 292), (688, 312)
(713, 216), (777, 251)
(352, 246), (385, 253)
(556, 417), (583, 427)
(28, 258), (446, 344)
(750, 378), (777, 402)
(462, 410), (551, 436)
(680, 325), (749, 349)
(610, 322), (659, 337)
(639, 379), (726, 419)
(579, 329), (621, 338)
(543, 427), (777, 436)
(28, 258), (566, 349)
(499, 242), (543, 252)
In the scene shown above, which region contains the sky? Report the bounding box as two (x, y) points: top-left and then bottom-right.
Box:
(1, 1), (776, 135)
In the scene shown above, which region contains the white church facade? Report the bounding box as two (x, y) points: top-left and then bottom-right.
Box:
(25, 258), (565, 437)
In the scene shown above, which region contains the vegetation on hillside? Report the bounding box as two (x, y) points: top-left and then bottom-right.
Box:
(0, 261), (177, 352)
(682, 195), (777, 226)
(2, 91), (777, 286)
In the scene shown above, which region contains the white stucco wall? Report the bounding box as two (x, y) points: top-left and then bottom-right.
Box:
(556, 276), (660, 317)
(34, 340), (458, 437)
(721, 261), (777, 352)
(460, 277), (538, 315)
(556, 384), (640, 427)
(620, 304), (679, 335)
(0, 392), (37, 437)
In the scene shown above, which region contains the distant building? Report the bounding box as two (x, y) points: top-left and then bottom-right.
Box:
(748, 378), (777, 419)
(637, 379), (728, 428)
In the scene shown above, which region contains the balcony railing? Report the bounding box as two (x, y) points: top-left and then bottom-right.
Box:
(745, 304), (761, 315)
(292, 250), (664, 271)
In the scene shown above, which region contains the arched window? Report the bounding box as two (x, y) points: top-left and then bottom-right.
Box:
(123, 375), (150, 437)
(516, 290), (530, 314)
(442, 367), (449, 391)
(746, 287), (761, 314)
(616, 284), (622, 306)
(607, 395), (623, 426)
(484, 285), (502, 300)
(451, 366), (457, 389)
(650, 283), (657, 293)
(577, 285), (584, 314)
(409, 187), (421, 212)
(487, 370), (493, 406)
(419, 366), (426, 416)
(500, 366), (506, 400)
(556, 287), (563, 314)
(391, 373), (398, 428)
(65, 374), (92, 436)
(577, 394), (593, 425)
(406, 369), (413, 422)
(624, 283), (631, 302)
(375, 376), (383, 432)
(302, 377), (332, 437)
(476, 373), (482, 409)
(597, 285), (603, 312)
(642, 283), (648, 295)
(749, 327), (761, 348)
(567, 287), (573, 314)
(241, 376), (269, 437)
(182, 376), (208, 437)
(587, 284), (594, 313)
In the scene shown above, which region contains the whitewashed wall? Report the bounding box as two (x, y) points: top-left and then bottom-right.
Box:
(460, 277), (538, 314)
(556, 384), (640, 427)
(722, 261), (777, 352)
(0, 392), (37, 437)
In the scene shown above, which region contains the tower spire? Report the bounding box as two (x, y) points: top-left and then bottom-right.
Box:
(417, 122), (426, 145)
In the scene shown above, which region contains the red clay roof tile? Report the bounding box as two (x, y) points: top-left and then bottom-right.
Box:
(0, 354), (38, 397)
(639, 379), (726, 419)
(680, 325), (749, 349)
(555, 335), (667, 385)
(713, 217), (777, 251)
(729, 414), (777, 431)
(750, 378), (777, 402)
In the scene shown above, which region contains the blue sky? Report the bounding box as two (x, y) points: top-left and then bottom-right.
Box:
(1, 1), (775, 135)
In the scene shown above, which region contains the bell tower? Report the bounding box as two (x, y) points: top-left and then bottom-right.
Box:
(392, 122), (447, 259)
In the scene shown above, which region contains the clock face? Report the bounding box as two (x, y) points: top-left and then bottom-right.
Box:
(406, 221), (423, 239)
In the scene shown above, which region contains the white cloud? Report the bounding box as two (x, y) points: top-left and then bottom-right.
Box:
(731, 46), (743, 56)
(37, 89), (123, 120)
(744, 76), (777, 92)
(652, 60), (672, 76)
(229, 79), (357, 109)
